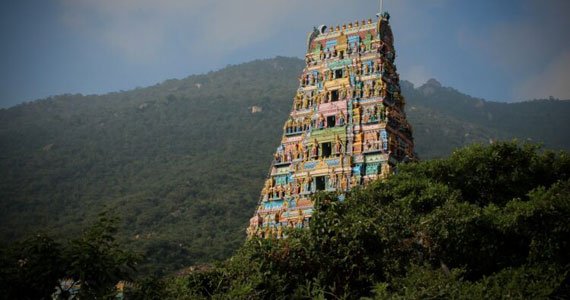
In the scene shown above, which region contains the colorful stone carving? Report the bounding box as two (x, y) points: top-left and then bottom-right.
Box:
(247, 13), (414, 238)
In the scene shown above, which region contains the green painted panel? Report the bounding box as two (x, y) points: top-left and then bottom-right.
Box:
(365, 162), (380, 175)
(275, 175), (289, 185)
(328, 59), (352, 70)
(310, 126), (346, 139)
(364, 154), (383, 163)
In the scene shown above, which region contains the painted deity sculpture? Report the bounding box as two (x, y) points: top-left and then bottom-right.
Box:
(247, 12), (415, 238)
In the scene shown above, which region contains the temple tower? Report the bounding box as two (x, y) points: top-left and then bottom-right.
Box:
(247, 13), (414, 238)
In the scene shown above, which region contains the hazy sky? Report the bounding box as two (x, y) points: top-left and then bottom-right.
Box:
(1, 0), (569, 108)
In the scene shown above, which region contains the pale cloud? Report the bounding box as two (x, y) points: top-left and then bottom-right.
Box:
(56, 0), (434, 64)
(59, 0), (210, 62)
(57, 0), (338, 63)
(458, 5), (569, 73)
(192, 0), (305, 56)
(514, 51), (570, 100)
(456, 0), (570, 100)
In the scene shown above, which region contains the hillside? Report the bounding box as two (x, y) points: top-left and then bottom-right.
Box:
(1, 57), (569, 274)
(403, 79), (570, 158)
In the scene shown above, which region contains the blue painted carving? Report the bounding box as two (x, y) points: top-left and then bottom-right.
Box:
(381, 130), (388, 150)
(365, 162), (380, 175)
(264, 200), (284, 210)
(326, 176), (334, 190)
(304, 161), (317, 170)
(352, 164), (362, 175)
(275, 175), (288, 185)
(328, 59), (352, 69)
(288, 198), (296, 209)
(325, 40), (337, 50)
(348, 35), (360, 44)
(325, 158), (340, 167)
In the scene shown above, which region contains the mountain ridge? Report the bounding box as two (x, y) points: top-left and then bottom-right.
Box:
(1, 56), (569, 274)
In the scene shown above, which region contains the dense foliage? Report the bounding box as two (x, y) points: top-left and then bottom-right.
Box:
(1, 57), (569, 274)
(0, 212), (138, 299)
(0, 57), (302, 275)
(160, 142), (570, 299)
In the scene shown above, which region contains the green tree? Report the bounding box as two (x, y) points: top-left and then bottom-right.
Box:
(168, 142), (570, 299)
(0, 212), (139, 299)
(122, 276), (166, 300)
(61, 212), (140, 298)
(0, 234), (64, 300)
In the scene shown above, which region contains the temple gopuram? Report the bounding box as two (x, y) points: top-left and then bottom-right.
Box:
(247, 13), (414, 238)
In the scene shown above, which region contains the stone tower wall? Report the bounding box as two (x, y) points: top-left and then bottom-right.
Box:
(247, 14), (414, 239)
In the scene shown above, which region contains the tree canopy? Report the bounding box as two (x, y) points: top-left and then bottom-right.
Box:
(0, 212), (139, 299)
(162, 142), (570, 299)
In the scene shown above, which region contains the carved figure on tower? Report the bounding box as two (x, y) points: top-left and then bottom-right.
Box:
(247, 12), (415, 238)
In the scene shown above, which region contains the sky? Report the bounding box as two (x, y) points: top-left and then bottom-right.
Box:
(1, 0), (569, 108)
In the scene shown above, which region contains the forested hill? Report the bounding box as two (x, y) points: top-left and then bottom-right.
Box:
(403, 78), (570, 158)
(0, 57), (303, 274)
(0, 56), (569, 274)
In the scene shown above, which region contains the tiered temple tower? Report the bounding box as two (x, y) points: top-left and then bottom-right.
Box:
(247, 13), (414, 238)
